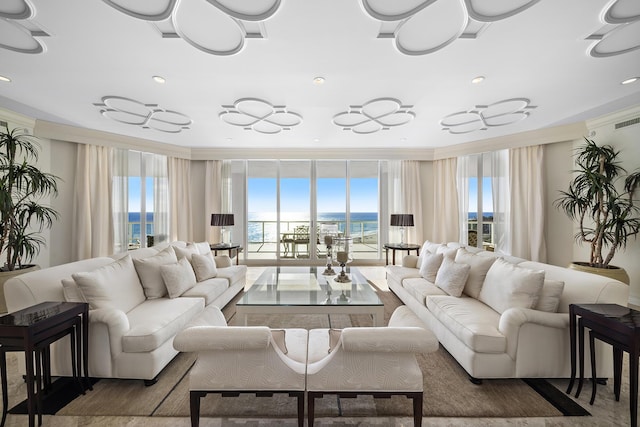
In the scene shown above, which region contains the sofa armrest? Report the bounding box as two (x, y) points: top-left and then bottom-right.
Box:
(499, 308), (569, 358)
(214, 255), (232, 268)
(174, 326), (272, 352)
(89, 308), (130, 355)
(402, 255), (419, 268)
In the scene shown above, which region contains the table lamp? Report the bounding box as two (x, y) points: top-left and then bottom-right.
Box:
(211, 213), (234, 246)
(390, 214), (413, 247)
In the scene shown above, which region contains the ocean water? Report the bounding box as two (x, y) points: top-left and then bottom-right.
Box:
(128, 212), (154, 240)
(248, 212), (378, 243)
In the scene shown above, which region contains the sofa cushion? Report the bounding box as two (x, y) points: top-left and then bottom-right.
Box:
(479, 258), (545, 314)
(123, 297), (205, 353)
(436, 245), (458, 260)
(133, 245), (178, 299)
(72, 255), (146, 313)
(173, 244), (199, 261)
(191, 252), (218, 282)
(418, 251), (443, 282)
(160, 257), (198, 298)
(534, 279), (565, 313)
(387, 265), (422, 283)
(215, 265), (247, 287)
(435, 258), (470, 297)
(193, 241), (212, 255)
(402, 278), (447, 305)
(455, 248), (497, 299)
(181, 277), (229, 305)
(427, 296), (506, 354)
(61, 278), (87, 303)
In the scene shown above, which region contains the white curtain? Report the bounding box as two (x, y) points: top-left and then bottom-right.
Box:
(205, 160), (223, 243)
(509, 145), (547, 262)
(456, 156), (469, 245)
(401, 161), (423, 244)
(149, 153), (169, 245)
(72, 144), (115, 260)
(386, 160), (423, 244)
(168, 157), (193, 242)
(491, 150), (511, 254)
(431, 157), (459, 242)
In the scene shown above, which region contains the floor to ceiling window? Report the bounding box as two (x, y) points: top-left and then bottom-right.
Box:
(458, 151), (508, 250)
(242, 160), (382, 262)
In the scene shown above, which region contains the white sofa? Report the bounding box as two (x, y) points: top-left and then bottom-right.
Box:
(4, 241), (246, 383)
(386, 241), (629, 381)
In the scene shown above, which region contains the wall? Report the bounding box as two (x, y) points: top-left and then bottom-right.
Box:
(585, 109), (640, 304)
(49, 139), (77, 266)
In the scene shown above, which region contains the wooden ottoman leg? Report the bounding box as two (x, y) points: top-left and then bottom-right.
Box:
(190, 391), (205, 427)
(413, 392), (423, 427)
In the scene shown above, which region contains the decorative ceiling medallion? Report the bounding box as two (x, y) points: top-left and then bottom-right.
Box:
(586, 0), (640, 57)
(94, 96), (192, 133)
(333, 98), (415, 134)
(361, 0), (540, 56)
(219, 98), (303, 134)
(440, 98), (536, 135)
(0, 0), (49, 54)
(102, 0), (281, 56)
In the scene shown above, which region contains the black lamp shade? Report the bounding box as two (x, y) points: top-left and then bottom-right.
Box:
(211, 213), (234, 227)
(390, 214), (414, 227)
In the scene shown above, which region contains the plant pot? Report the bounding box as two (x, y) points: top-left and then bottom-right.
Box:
(568, 261), (630, 285)
(0, 265), (40, 313)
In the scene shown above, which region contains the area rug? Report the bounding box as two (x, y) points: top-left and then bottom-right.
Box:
(54, 283), (588, 419)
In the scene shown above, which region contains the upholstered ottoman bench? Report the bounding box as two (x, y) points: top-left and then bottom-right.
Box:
(305, 306), (439, 427)
(174, 306), (308, 427)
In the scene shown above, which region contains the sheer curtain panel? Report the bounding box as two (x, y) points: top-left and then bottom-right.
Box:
(491, 150), (511, 254)
(509, 145), (547, 262)
(401, 161), (424, 244)
(149, 153), (169, 244)
(456, 156), (470, 245)
(72, 144), (115, 260)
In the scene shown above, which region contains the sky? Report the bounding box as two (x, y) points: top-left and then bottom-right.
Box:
(469, 177), (494, 212)
(128, 177), (153, 212)
(248, 177), (378, 213)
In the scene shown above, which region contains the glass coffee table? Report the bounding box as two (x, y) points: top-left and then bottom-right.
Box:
(236, 266), (384, 326)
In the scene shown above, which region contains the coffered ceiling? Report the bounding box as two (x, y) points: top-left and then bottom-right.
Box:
(0, 0), (639, 151)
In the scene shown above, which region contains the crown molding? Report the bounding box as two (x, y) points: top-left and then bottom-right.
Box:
(33, 119), (191, 159)
(190, 147), (435, 161)
(433, 121), (588, 159)
(0, 107), (37, 129)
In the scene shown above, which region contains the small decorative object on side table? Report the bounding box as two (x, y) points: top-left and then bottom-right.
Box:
(323, 235), (336, 276)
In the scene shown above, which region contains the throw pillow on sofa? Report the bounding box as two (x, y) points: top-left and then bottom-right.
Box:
(133, 245), (178, 299)
(72, 255), (146, 312)
(173, 244), (199, 261)
(191, 252), (218, 281)
(478, 258), (545, 314)
(418, 251), (443, 282)
(434, 258), (471, 297)
(160, 257), (198, 298)
(455, 248), (497, 299)
(534, 279), (565, 312)
(61, 278), (87, 303)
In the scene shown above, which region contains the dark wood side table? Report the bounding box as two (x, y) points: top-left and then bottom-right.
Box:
(0, 301), (90, 427)
(210, 243), (243, 265)
(383, 243), (420, 265)
(567, 303), (640, 427)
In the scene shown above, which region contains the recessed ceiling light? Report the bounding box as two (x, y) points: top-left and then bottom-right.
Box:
(471, 76), (485, 84)
(0, 75), (11, 83)
(312, 77), (325, 85)
(152, 75), (166, 84)
(621, 77), (639, 85)
(313, 138), (320, 143)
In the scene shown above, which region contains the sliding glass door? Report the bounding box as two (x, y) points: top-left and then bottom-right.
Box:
(244, 160), (381, 262)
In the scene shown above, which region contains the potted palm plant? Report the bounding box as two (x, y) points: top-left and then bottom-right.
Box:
(0, 125), (60, 312)
(555, 137), (640, 284)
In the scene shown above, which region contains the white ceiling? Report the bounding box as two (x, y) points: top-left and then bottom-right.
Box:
(0, 0), (639, 151)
